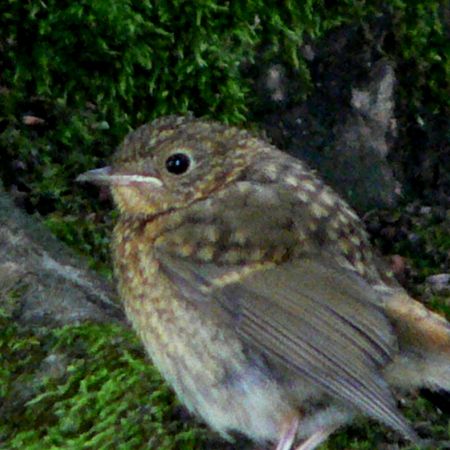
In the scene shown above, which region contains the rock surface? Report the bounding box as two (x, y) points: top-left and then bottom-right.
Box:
(254, 22), (403, 213)
(261, 59), (399, 213)
(0, 182), (124, 327)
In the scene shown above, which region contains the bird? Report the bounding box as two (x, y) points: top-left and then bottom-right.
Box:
(77, 115), (450, 450)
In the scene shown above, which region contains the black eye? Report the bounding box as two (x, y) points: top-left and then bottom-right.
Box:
(165, 153), (191, 175)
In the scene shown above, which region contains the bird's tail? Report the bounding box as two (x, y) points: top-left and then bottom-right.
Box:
(383, 292), (450, 392)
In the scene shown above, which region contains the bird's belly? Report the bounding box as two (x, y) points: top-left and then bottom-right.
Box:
(120, 269), (292, 442)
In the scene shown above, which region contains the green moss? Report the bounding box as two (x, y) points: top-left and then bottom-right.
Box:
(43, 212), (116, 277)
(427, 295), (450, 321)
(0, 316), (206, 449)
(393, 1), (449, 112)
(394, 212), (450, 282)
(3, 321), (447, 450)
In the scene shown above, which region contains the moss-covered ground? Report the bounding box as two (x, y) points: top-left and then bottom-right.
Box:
(0, 318), (207, 449)
(1, 1), (448, 448)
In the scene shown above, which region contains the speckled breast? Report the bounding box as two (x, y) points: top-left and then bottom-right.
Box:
(111, 218), (292, 442)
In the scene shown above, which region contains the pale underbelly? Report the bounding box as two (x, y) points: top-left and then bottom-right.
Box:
(123, 292), (293, 443)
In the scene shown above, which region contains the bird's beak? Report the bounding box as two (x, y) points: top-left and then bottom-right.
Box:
(76, 167), (114, 184)
(76, 167), (163, 187)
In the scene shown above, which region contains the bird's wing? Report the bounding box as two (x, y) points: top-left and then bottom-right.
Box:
(155, 250), (416, 440)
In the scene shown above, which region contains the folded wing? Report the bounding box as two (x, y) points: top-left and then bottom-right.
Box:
(157, 251), (417, 441)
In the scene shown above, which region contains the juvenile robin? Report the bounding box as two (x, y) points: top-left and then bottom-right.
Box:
(78, 115), (450, 449)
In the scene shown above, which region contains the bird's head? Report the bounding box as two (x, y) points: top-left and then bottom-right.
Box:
(77, 116), (260, 217)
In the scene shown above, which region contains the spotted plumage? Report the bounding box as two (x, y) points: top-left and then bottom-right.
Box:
(78, 115), (450, 450)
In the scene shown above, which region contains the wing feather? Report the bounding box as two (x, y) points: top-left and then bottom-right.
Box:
(157, 251), (417, 440)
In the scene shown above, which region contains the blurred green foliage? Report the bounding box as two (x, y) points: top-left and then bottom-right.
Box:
(395, 215), (450, 280)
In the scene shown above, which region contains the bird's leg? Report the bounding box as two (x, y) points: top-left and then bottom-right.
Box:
(275, 414), (300, 450)
(294, 426), (335, 450)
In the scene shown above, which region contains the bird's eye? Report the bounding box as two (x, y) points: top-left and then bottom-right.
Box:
(165, 153), (191, 175)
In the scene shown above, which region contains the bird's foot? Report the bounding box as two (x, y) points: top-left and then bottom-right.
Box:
(275, 415), (299, 450)
(294, 427), (334, 450)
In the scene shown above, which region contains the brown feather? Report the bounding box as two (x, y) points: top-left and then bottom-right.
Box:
(157, 251), (417, 441)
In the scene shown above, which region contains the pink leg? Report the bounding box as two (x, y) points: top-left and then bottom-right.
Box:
(294, 428), (334, 450)
(275, 415), (300, 450)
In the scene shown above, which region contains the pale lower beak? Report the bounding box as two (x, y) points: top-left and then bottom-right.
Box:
(76, 167), (113, 184)
(76, 166), (163, 187)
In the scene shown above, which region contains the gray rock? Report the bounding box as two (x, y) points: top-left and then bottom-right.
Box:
(425, 273), (450, 294)
(260, 59), (400, 213)
(254, 18), (406, 213)
(420, 206), (432, 215)
(0, 183), (125, 327)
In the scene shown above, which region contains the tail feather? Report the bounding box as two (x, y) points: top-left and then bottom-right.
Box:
(383, 292), (450, 392)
